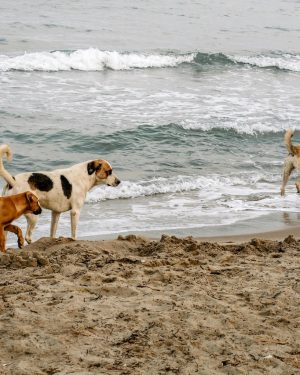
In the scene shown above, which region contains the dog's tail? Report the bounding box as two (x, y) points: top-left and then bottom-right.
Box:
(0, 144), (16, 188)
(284, 128), (296, 155)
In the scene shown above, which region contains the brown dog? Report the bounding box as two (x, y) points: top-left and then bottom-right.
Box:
(0, 192), (42, 253)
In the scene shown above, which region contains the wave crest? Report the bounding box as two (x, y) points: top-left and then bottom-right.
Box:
(193, 52), (300, 72)
(230, 53), (300, 72)
(1, 49), (299, 72)
(0, 49), (195, 72)
(86, 174), (268, 202)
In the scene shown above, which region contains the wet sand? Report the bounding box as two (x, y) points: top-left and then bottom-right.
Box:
(0, 233), (299, 374)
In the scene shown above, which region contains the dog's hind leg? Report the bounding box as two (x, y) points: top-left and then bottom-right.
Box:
(50, 211), (61, 238)
(281, 158), (295, 196)
(5, 224), (24, 248)
(25, 213), (39, 244)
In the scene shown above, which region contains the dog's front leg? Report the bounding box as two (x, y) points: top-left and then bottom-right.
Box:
(25, 213), (39, 244)
(5, 224), (24, 248)
(50, 211), (61, 238)
(70, 209), (80, 240)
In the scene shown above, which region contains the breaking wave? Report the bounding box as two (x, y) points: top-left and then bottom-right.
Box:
(0, 49), (299, 72)
(230, 53), (300, 72)
(194, 52), (300, 72)
(0, 49), (195, 72)
(86, 174), (274, 202)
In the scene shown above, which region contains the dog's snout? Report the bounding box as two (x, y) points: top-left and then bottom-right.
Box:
(107, 177), (121, 187)
(34, 207), (42, 215)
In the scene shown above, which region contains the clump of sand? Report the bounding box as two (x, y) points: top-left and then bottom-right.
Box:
(0, 234), (299, 374)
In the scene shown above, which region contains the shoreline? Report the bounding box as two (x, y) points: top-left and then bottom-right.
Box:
(76, 210), (300, 244)
(5, 219), (300, 250)
(81, 223), (300, 244)
(6, 203), (300, 248)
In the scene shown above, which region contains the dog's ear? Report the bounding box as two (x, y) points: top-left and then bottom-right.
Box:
(87, 161), (96, 175)
(25, 191), (33, 203)
(87, 161), (102, 175)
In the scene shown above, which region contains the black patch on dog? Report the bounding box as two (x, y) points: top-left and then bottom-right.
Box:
(28, 173), (53, 191)
(8, 176), (15, 190)
(60, 175), (72, 199)
(87, 161), (102, 175)
(87, 161), (95, 175)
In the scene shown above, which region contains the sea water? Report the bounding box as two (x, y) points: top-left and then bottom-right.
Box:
(1, 0), (300, 240)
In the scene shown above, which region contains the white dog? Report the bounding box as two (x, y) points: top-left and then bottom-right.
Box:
(0, 144), (120, 242)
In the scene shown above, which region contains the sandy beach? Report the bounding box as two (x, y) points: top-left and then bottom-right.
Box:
(0, 231), (299, 375)
(2, 0), (300, 374)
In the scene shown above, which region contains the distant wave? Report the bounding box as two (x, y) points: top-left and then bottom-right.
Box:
(178, 121), (296, 135)
(1, 49), (300, 72)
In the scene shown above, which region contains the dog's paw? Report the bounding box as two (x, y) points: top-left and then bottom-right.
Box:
(18, 237), (25, 249)
(25, 237), (32, 245)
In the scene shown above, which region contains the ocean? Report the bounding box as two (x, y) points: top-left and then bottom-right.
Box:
(1, 0), (300, 241)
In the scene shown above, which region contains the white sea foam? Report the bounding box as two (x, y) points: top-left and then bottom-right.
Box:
(78, 172), (300, 239)
(1, 50), (300, 73)
(86, 174), (275, 203)
(87, 177), (201, 202)
(0, 49), (195, 72)
(231, 53), (300, 72)
(178, 119), (299, 135)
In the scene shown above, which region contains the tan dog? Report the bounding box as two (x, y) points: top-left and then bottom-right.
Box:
(281, 129), (300, 196)
(0, 192), (42, 253)
(0, 144), (120, 243)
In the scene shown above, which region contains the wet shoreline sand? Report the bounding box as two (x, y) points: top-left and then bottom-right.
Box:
(83, 222), (300, 243)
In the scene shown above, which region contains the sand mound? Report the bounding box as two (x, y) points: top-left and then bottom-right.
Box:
(0, 235), (299, 374)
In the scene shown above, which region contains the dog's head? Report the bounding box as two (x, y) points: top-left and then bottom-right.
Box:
(25, 192), (42, 215)
(87, 160), (121, 187)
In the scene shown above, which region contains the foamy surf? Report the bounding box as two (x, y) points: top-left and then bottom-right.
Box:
(87, 176), (210, 202)
(177, 120), (295, 135)
(77, 173), (300, 238)
(86, 174), (278, 203)
(0, 49), (195, 72)
(1, 49), (300, 72)
(231, 53), (300, 72)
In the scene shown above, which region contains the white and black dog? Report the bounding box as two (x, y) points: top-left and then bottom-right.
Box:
(0, 144), (120, 243)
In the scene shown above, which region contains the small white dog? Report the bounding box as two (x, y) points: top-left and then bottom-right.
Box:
(0, 144), (120, 242)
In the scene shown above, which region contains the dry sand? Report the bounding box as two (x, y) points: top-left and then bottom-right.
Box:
(0, 233), (299, 375)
